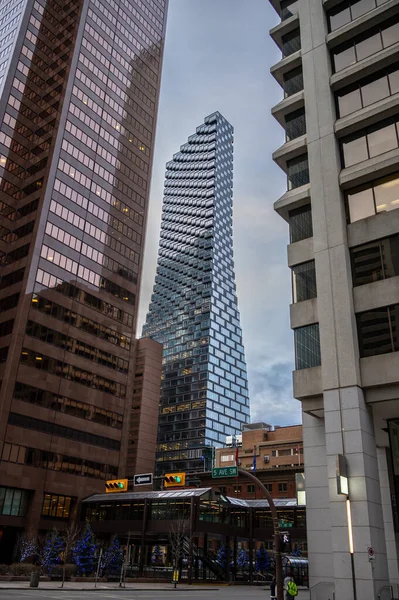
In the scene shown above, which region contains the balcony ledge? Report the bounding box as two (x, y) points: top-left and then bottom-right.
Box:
(271, 50), (302, 87)
(274, 183), (311, 222)
(272, 90), (305, 128)
(270, 13), (300, 51)
(273, 134), (308, 172)
(339, 146), (399, 190)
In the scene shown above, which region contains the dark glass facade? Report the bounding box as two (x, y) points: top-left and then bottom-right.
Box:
(0, 0), (168, 543)
(143, 112), (250, 475)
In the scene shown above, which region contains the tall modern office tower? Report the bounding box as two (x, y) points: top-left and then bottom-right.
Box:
(0, 0), (168, 560)
(270, 0), (399, 597)
(143, 112), (250, 476)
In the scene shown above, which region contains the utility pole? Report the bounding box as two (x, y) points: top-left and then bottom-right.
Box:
(237, 468), (283, 600)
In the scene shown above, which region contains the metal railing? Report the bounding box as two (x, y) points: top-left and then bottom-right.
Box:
(310, 581), (335, 600)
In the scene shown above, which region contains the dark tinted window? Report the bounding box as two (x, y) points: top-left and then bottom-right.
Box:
(351, 235), (399, 285)
(287, 155), (309, 190)
(286, 108), (306, 141)
(295, 323), (321, 369)
(357, 306), (399, 357)
(282, 28), (301, 58)
(283, 67), (303, 97)
(292, 261), (317, 302)
(289, 205), (313, 243)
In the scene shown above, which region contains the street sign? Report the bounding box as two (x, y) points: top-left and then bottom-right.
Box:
(134, 473), (153, 486)
(212, 466), (238, 478)
(367, 547), (375, 562)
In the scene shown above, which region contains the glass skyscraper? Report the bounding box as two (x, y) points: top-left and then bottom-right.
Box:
(143, 111), (250, 475)
(0, 0), (168, 561)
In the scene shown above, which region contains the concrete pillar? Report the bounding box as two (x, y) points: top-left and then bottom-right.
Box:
(302, 411), (333, 589)
(324, 388), (389, 599)
(377, 446), (399, 590)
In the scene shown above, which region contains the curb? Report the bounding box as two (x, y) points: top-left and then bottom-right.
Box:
(0, 587), (221, 592)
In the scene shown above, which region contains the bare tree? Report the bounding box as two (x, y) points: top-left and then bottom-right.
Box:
(61, 524), (80, 588)
(168, 514), (188, 588)
(19, 529), (38, 563)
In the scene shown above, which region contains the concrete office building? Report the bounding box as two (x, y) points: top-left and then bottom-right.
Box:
(0, 0), (168, 561)
(126, 337), (162, 481)
(143, 112), (250, 476)
(269, 0), (399, 597)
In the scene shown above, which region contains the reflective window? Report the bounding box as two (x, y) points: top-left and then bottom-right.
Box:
(332, 21), (399, 72)
(292, 261), (317, 303)
(0, 486), (29, 517)
(287, 155), (309, 190)
(2, 442), (117, 479)
(289, 205), (313, 243)
(347, 174), (399, 222)
(14, 381), (124, 429)
(8, 411), (121, 450)
(295, 323), (321, 370)
(341, 117), (399, 167)
(336, 65), (399, 117)
(347, 187), (376, 222)
(25, 320), (129, 373)
(20, 347), (126, 398)
(351, 234), (399, 286)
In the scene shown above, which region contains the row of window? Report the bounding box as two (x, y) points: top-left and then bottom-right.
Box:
(288, 170), (399, 233)
(58, 156), (145, 216)
(20, 347), (126, 398)
(42, 493), (73, 519)
(332, 21), (399, 73)
(35, 269), (134, 328)
(14, 381), (124, 429)
(31, 294), (131, 350)
(45, 219), (137, 284)
(40, 244), (135, 306)
(1, 443), (118, 479)
(25, 320), (129, 374)
(54, 174), (142, 234)
(80, 37), (153, 141)
(8, 412), (121, 451)
(328, 0), (390, 33)
(0, 242), (30, 266)
(341, 117), (399, 168)
(347, 172), (399, 223)
(337, 64), (399, 118)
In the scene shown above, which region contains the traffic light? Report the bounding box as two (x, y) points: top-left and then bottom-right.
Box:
(163, 473), (186, 488)
(105, 479), (128, 493)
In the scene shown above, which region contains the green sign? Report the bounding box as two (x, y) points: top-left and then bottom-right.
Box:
(212, 466), (238, 478)
(279, 520), (293, 528)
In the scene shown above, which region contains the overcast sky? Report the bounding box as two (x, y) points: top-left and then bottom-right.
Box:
(138, 0), (302, 427)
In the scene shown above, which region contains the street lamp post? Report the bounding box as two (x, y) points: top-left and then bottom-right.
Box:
(237, 468), (283, 600)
